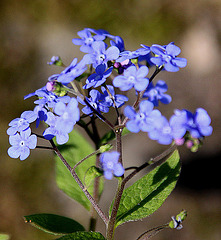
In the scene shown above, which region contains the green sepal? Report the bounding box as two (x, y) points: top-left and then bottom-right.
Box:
(55, 232), (106, 240)
(110, 150), (181, 227)
(99, 144), (113, 153)
(24, 213), (85, 235)
(169, 210), (187, 229)
(131, 58), (138, 64)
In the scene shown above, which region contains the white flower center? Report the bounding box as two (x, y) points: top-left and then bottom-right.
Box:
(85, 37), (94, 45)
(163, 126), (171, 134)
(62, 112), (69, 120)
(20, 140), (25, 147)
(91, 102), (97, 109)
(128, 76), (135, 83)
(98, 54), (106, 62)
(107, 161), (114, 169)
(18, 119), (25, 126)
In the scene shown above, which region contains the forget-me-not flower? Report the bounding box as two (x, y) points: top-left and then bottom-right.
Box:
(72, 28), (106, 53)
(34, 89), (70, 109)
(47, 56), (60, 65)
(54, 98), (80, 133)
(148, 42), (187, 72)
(78, 90), (109, 116)
(116, 48), (150, 63)
(83, 41), (120, 68)
(148, 115), (174, 145)
(7, 111), (37, 136)
(83, 64), (113, 89)
(124, 100), (161, 133)
(143, 80), (172, 106)
(100, 151), (124, 180)
(113, 65), (149, 91)
(54, 58), (87, 84)
(43, 112), (69, 145)
(8, 128), (37, 160)
(170, 108), (213, 139)
(33, 105), (47, 128)
(101, 85), (128, 108)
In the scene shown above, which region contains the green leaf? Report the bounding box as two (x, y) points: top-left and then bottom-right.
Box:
(84, 166), (103, 189)
(24, 213), (85, 235)
(55, 232), (106, 240)
(113, 150), (180, 227)
(0, 233), (10, 240)
(55, 130), (103, 211)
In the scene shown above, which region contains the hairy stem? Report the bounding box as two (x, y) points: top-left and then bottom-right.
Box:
(136, 224), (169, 240)
(122, 143), (177, 185)
(106, 143), (177, 239)
(49, 139), (109, 226)
(106, 128), (124, 240)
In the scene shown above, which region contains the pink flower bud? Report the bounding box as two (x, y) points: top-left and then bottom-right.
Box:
(46, 81), (55, 91)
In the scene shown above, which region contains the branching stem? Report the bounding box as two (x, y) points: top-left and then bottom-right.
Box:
(49, 139), (109, 226)
(106, 143), (177, 240)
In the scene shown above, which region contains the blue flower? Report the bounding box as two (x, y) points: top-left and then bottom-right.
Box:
(116, 48), (150, 63)
(83, 41), (120, 68)
(52, 58), (87, 84)
(83, 64), (113, 89)
(8, 128), (37, 160)
(7, 111), (37, 135)
(47, 56), (61, 65)
(124, 100), (161, 133)
(88, 28), (109, 35)
(143, 80), (172, 106)
(109, 35), (125, 52)
(113, 65), (149, 91)
(100, 151), (124, 180)
(33, 105), (47, 128)
(78, 90), (109, 116)
(34, 89), (70, 109)
(138, 52), (154, 67)
(148, 116), (174, 145)
(72, 28), (106, 53)
(101, 85), (128, 108)
(170, 108), (213, 139)
(54, 98), (80, 133)
(43, 112), (70, 145)
(149, 42), (187, 72)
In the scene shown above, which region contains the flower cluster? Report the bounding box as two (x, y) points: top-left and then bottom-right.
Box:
(7, 27), (212, 178)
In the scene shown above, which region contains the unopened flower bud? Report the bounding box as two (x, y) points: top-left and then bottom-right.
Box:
(174, 138), (185, 146)
(46, 81), (56, 92)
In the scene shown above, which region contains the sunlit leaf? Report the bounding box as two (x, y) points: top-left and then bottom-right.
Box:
(112, 150), (180, 227)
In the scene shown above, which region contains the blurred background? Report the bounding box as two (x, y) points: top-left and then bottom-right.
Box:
(0, 0), (221, 239)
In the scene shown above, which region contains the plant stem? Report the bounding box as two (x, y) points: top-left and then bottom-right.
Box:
(136, 224), (169, 240)
(90, 154), (100, 231)
(36, 146), (54, 150)
(106, 143), (177, 239)
(106, 128), (124, 239)
(115, 128), (123, 165)
(122, 143), (177, 185)
(49, 139), (109, 226)
(72, 148), (101, 171)
(106, 179), (123, 240)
